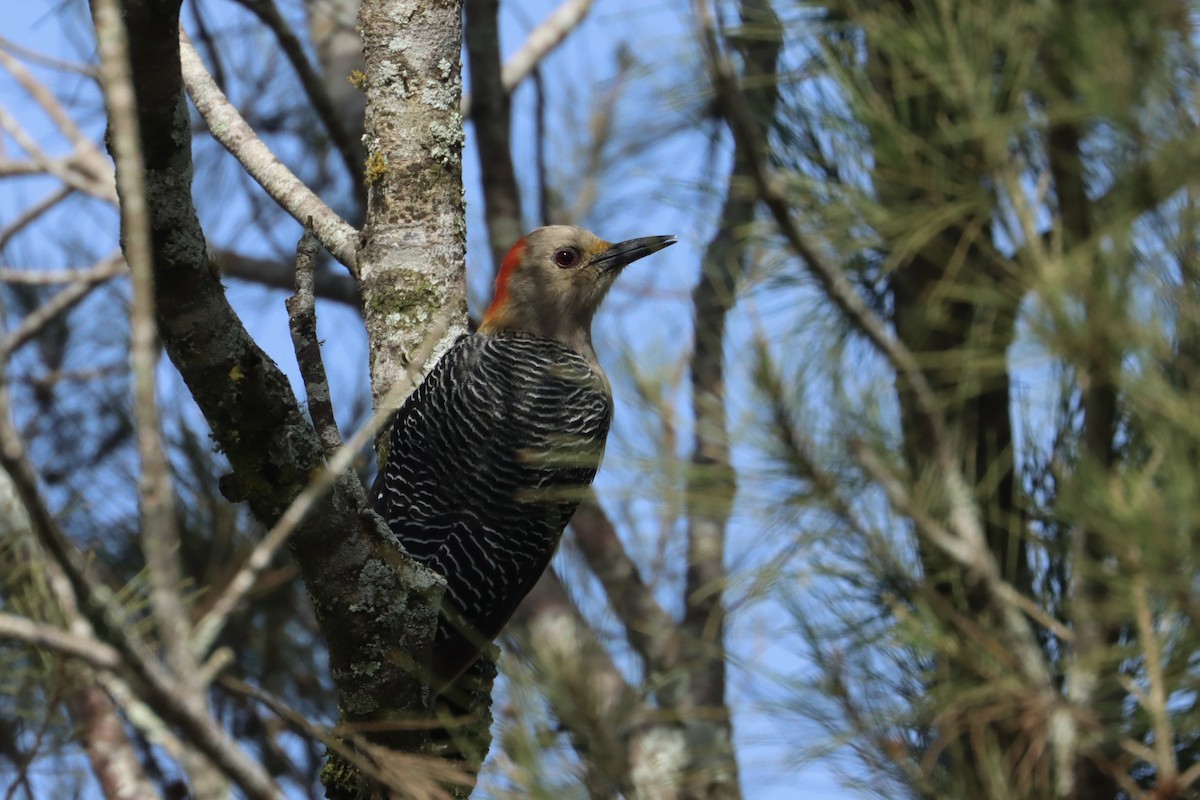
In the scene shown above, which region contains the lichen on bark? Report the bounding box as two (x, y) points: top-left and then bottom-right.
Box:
(358, 0), (469, 416)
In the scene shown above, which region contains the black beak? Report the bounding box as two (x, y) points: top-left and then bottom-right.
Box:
(592, 235), (677, 272)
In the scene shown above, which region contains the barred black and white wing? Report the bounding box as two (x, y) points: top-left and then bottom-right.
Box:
(370, 332), (612, 684)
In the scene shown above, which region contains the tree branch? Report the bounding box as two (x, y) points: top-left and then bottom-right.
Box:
(0, 331), (281, 798)
(69, 685), (164, 800)
(192, 314), (452, 660)
(355, 0), (467, 438)
(0, 611), (121, 671)
(287, 225), (342, 457)
(0, 458), (161, 800)
(212, 248), (360, 306)
(465, 0), (524, 272)
(0, 254), (124, 360)
(460, 0), (594, 119)
(569, 495), (683, 677)
(0, 186), (73, 251)
(178, 29), (359, 275)
(508, 569), (675, 797)
(234, 0), (365, 192)
(93, 1), (225, 792)
(694, 0), (990, 585)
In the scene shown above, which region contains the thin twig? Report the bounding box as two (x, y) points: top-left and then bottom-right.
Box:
(500, 0), (593, 97)
(460, 0), (593, 118)
(178, 28), (359, 275)
(0, 611), (121, 671)
(752, 337), (876, 542)
(232, 0), (365, 198)
(0, 98), (57, 161)
(1131, 572), (1176, 786)
(96, 671), (188, 764)
(1180, 758), (1200, 792)
(0, 253), (125, 361)
(212, 248), (360, 306)
(0, 383), (158, 800)
(0, 147), (115, 202)
(0, 158), (45, 178)
(192, 313), (452, 657)
(0, 48), (94, 151)
(852, 441), (1058, 685)
(533, 67), (549, 226)
(0, 36), (97, 76)
(0, 382), (159, 800)
(0, 264), (116, 285)
(0, 186), (74, 251)
(0, 48), (116, 219)
(286, 223), (342, 456)
(0, 103), (116, 202)
(221, 675), (469, 800)
(465, 0), (524, 272)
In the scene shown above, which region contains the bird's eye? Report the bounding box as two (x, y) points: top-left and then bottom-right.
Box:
(553, 248), (581, 269)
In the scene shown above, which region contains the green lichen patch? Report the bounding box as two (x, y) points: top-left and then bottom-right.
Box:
(364, 151), (387, 185)
(364, 277), (440, 330)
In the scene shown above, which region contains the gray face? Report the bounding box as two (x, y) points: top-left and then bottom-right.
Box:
(481, 225), (676, 357)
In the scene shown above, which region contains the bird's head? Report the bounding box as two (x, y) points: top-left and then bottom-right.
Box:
(480, 225), (676, 355)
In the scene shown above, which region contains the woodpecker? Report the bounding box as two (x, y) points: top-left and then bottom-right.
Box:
(371, 225), (676, 687)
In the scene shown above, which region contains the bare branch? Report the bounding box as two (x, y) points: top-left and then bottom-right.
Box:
(509, 569), (678, 798)
(460, 0), (594, 118)
(69, 686), (164, 800)
(0, 36), (97, 76)
(230, 0), (366, 199)
(570, 495), (682, 676)
(0, 156), (280, 800)
(0, 460), (161, 800)
(94, 671), (189, 768)
(287, 224), (343, 457)
(0, 47), (94, 151)
(213, 248), (360, 305)
(0, 253), (125, 360)
(93, 0), (186, 659)
(0, 187), (74, 251)
(0, 106), (118, 202)
(178, 29), (359, 275)
(0, 262), (116, 285)
(465, 0), (524, 271)
(0, 53), (116, 205)
(0, 157), (46, 178)
(0, 349), (279, 797)
(0, 611), (120, 671)
(561, 58), (629, 224)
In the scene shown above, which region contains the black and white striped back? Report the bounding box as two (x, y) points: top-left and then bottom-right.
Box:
(370, 332), (612, 681)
